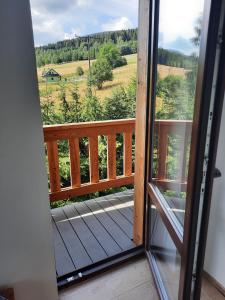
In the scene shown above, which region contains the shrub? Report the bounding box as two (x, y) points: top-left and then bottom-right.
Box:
(103, 77), (137, 119)
(89, 58), (113, 89)
(76, 66), (84, 76)
(81, 85), (103, 121)
(103, 88), (129, 120)
(97, 43), (127, 69)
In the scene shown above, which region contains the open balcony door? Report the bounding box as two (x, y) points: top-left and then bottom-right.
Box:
(135, 0), (225, 298)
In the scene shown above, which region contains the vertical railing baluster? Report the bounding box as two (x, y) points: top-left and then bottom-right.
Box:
(107, 134), (116, 180)
(177, 135), (185, 181)
(181, 126), (191, 182)
(89, 136), (99, 183)
(124, 130), (133, 176)
(69, 137), (81, 187)
(157, 126), (168, 180)
(46, 141), (61, 193)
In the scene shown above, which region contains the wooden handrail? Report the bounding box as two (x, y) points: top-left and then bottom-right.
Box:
(44, 119), (135, 140)
(44, 119), (135, 202)
(43, 118), (192, 202)
(154, 119), (192, 191)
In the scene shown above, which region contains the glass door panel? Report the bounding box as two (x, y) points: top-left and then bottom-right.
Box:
(153, 0), (205, 227)
(144, 0), (223, 298)
(150, 203), (181, 299)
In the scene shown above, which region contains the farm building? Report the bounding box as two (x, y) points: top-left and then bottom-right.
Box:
(42, 68), (61, 82)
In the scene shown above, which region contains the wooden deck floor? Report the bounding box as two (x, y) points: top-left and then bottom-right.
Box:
(51, 189), (135, 278)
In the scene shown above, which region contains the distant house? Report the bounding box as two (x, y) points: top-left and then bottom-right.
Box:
(42, 68), (61, 82)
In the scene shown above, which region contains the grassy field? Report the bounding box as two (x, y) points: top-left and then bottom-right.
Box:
(37, 53), (186, 106)
(38, 54), (137, 105)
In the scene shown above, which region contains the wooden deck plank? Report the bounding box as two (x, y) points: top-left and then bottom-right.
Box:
(85, 199), (134, 250)
(52, 191), (136, 279)
(52, 220), (75, 277)
(74, 202), (122, 256)
(63, 204), (108, 262)
(107, 189), (134, 201)
(105, 193), (134, 224)
(52, 207), (92, 269)
(95, 197), (133, 239)
(115, 190), (134, 212)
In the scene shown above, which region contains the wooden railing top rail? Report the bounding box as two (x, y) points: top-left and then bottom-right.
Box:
(155, 119), (192, 126)
(154, 120), (192, 136)
(44, 118), (135, 130)
(43, 119), (192, 136)
(44, 119), (190, 129)
(44, 118), (135, 141)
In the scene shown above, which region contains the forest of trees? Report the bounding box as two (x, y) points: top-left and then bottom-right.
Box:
(36, 28), (195, 69)
(158, 48), (197, 68)
(36, 29), (138, 67)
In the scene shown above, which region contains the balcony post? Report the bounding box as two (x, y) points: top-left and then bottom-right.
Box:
(133, 0), (151, 245)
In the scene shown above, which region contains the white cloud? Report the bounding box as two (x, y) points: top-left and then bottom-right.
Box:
(159, 0), (204, 46)
(92, 1), (138, 20)
(77, 0), (92, 7)
(31, 0), (78, 14)
(31, 9), (66, 45)
(102, 17), (133, 31)
(30, 0), (138, 45)
(30, 0), (91, 18)
(64, 28), (82, 40)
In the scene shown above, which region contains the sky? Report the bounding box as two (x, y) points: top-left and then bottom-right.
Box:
(30, 0), (139, 46)
(158, 0), (204, 54)
(30, 0), (204, 55)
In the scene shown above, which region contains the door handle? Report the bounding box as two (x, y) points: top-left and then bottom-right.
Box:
(213, 167), (222, 178)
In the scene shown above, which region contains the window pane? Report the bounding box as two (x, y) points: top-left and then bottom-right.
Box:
(150, 204), (181, 299)
(153, 0), (205, 226)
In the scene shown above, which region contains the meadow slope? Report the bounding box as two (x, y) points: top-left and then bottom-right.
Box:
(37, 54), (186, 105)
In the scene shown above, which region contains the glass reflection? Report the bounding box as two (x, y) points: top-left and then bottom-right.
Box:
(153, 0), (205, 226)
(150, 204), (181, 299)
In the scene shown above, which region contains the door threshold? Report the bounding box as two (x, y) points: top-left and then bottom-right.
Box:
(58, 246), (144, 289)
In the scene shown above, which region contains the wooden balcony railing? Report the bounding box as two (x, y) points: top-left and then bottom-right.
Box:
(154, 119), (192, 191)
(44, 118), (192, 202)
(44, 119), (135, 202)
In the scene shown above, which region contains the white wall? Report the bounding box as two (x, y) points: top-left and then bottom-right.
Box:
(0, 1), (58, 299)
(204, 94), (225, 288)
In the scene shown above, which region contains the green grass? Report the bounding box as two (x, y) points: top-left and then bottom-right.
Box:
(37, 53), (185, 108)
(38, 54), (137, 106)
